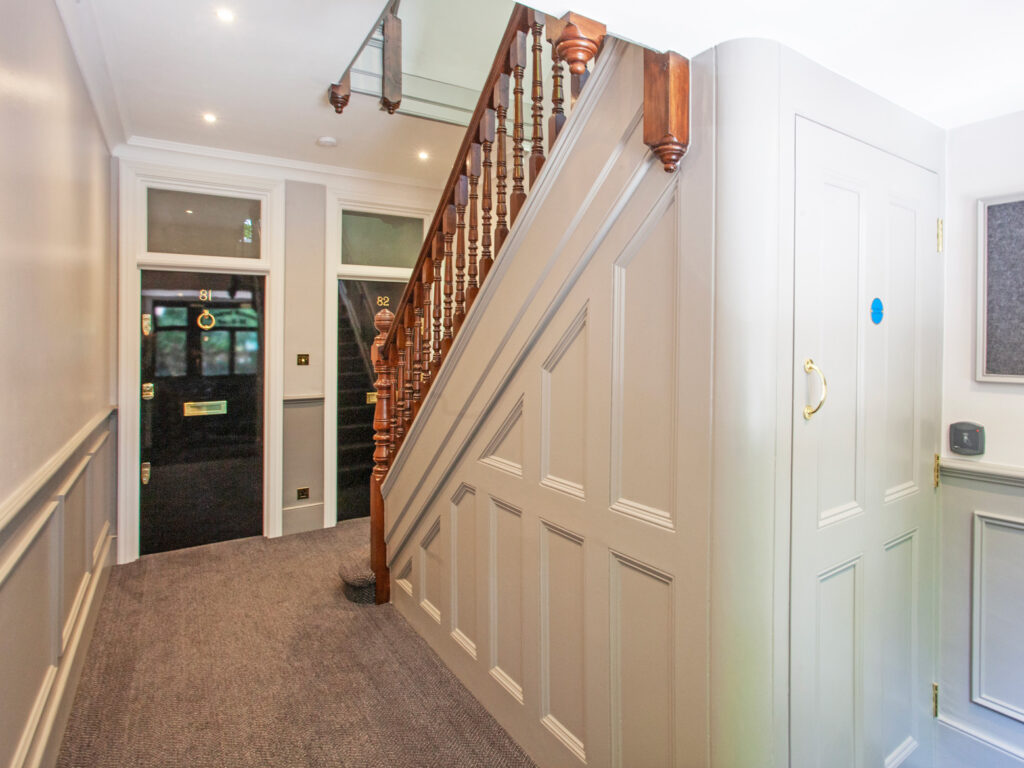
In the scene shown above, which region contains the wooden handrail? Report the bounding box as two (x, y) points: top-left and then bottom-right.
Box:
(367, 3), (607, 604)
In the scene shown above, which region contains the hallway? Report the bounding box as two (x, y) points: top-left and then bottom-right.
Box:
(57, 521), (534, 768)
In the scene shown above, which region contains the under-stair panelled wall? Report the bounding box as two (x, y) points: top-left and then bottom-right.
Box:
(368, 5), (610, 603)
(379, 40), (713, 768)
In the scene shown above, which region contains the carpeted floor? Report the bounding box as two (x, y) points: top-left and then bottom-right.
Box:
(57, 520), (535, 768)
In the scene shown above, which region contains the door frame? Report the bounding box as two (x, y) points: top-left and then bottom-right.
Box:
(322, 189), (431, 529)
(116, 161), (286, 563)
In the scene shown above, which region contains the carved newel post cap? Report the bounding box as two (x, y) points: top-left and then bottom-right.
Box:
(643, 49), (690, 173)
(374, 307), (395, 334)
(553, 12), (606, 76)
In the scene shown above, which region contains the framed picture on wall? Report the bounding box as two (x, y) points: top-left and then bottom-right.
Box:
(977, 193), (1024, 382)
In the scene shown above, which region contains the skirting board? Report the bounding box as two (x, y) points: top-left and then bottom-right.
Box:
(937, 716), (1024, 768)
(19, 531), (113, 768)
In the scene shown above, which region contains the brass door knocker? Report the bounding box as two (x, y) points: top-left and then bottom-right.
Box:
(197, 309), (216, 330)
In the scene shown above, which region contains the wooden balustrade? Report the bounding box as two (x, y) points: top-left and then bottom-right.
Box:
(366, 3), (606, 603)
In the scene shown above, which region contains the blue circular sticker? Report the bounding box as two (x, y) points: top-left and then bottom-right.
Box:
(870, 297), (884, 325)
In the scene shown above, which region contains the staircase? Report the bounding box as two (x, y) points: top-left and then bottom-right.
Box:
(336, 300), (375, 522)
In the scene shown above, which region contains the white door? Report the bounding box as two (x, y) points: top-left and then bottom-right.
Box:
(790, 118), (941, 768)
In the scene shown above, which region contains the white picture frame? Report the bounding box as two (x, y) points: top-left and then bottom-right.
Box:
(976, 192), (1024, 382)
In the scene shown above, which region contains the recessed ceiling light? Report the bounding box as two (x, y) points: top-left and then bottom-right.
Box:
(203, 112), (217, 124)
(185, 209), (194, 214)
(316, 136), (338, 147)
(417, 150), (429, 161)
(216, 8), (235, 23)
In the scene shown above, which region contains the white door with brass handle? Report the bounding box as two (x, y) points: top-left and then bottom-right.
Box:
(790, 119), (941, 767)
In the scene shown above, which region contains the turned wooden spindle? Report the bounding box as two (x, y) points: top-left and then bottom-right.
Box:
(528, 10), (545, 184)
(393, 323), (406, 445)
(493, 74), (510, 254)
(402, 303), (415, 432)
(442, 204), (456, 355)
(453, 175), (468, 334)
(466, 144), (481, 308)
(410, 285), (423, 416)
(370, 308), (394, 604)
(420, 257), (434, 391)
(431, 232), (443, 375)
(553, 12), (605, 105)
(479, 110), (495, 284)
(387, 344), (399, 454)
(510, 31), (527, 223)
(546, 20), (566, 149)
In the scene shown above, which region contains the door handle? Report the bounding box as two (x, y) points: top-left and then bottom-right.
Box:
(803, 358), (828, 420)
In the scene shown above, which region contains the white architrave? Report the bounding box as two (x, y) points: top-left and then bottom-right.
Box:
(116, 160), (286, 563)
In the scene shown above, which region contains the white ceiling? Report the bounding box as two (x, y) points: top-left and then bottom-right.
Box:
(533, 0), (1024, 129)
(65, 0), (1024, 188)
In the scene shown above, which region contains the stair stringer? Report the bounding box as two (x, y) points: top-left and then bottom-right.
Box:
(382, 40), (716, 768)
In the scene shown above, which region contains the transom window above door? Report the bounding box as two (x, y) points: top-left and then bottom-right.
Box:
(147, 188), (262, 259)
(341, 209), (423, 269)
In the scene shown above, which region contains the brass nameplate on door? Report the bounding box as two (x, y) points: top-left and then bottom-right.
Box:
(183, 400), (228, 417)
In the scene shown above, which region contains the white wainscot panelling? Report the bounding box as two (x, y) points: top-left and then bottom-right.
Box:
(610, 193), (678, 530)
(0, 504), (59, 768)
(541, 306), (587, 500)
(395, 558), (414, 597)
(479, 396), (525, 478)
(450, 484), (477, 659)
(540, 521), (586, 762)
(972, 512), (1024, 724)
(56, 458), (91, 655)
(418, 517), (442, 624)
(881, 531), (920, 767)
(86, 431), (114, 568)
(814, 556), (862, 767)
(489, 497), (523, 704)
(610, 550), (674, 768)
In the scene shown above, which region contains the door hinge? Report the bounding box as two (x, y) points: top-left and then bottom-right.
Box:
(934, 453), (941, 488)
(932, 682), (939, 717)
(937, 218), (944, 253)
(140, 461), (151, 486)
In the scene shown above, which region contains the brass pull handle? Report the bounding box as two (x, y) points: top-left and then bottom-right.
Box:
(803, 358), (828, 420)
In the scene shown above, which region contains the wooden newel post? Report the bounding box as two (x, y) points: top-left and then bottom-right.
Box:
(370, 308), (394, 604)
(643, 49), (690, 172)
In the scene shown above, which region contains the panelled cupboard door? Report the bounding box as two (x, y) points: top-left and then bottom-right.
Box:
(791, 118), (940, 768)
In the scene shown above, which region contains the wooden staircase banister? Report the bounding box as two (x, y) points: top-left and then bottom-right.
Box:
(367, 3), (606, 604)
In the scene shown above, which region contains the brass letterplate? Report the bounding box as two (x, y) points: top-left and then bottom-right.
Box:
(183, 400), (228, 417)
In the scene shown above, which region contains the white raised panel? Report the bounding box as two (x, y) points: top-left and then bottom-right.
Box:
(450, 484), (477, 659)
(610, 551), (674, 768)
(881, 531), (919, 766)
(57, 458), (90, 655)
(395, 558), (413, 597)
(540, 521), (586, 762)
(0, 504), (59, 768)
(479, 396), (524, 478)
(884, 203), (919, 501)
(489, 497), (523, 704)
(972, 512), (1024, 724)
(815, 183), (866, 527)
(418, 517), (442, 624)
(86, 431), (114, 568)
(610, 192), (679, 530)
(814, 556), (862, 768)
(541, 306), (587, 500)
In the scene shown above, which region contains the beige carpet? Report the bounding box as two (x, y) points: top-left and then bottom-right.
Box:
(57, 521), (535, 768)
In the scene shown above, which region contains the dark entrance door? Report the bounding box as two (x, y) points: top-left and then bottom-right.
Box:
(337, 279), (406, 520)
(140, 270), (265, 554)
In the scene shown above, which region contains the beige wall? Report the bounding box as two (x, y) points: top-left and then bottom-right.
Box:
(0, 0), (114, 506)
(0, 1), (117, 766)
